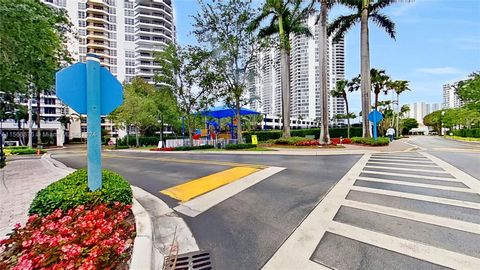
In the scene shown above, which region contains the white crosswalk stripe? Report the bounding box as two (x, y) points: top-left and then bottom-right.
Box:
(264, 151), (480, 270)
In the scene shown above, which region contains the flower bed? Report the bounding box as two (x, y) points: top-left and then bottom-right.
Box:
(0, 203), (135, 270)
(330, 138), (352, 145)
(150, 147), (175, 151)
(294, 140), (320, 146)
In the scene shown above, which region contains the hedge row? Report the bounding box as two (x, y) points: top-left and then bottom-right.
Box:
(452, 128), (480, 138)
(117, 135), (177, 146)
(244, 128), (362, 142)
(351, 137), (390, 146)
(29, 169), (132, 216)
(174, 145), (214, 151)
(225, 143), (256, 150)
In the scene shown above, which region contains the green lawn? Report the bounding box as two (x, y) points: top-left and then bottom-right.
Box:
(446, 136), (480, 142)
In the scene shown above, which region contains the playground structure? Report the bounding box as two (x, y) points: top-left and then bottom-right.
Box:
(164, 106), (261, 148)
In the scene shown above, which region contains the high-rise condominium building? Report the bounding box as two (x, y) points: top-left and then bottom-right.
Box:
(2, 0), (175, 146)
(442, 83), (464, 109)
(406, 102), (442, 126)
(248, 15), (346, 127)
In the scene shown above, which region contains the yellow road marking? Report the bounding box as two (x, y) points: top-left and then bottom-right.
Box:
(160, 167), (259, 202)
(103, 153), (265, 168)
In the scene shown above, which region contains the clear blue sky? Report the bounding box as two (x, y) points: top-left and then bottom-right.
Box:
(173, 0), (480, 114)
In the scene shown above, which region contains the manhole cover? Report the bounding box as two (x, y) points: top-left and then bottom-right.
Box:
(164, 250), (212, 270)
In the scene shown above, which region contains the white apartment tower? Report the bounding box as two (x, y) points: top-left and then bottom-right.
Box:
(442, 83), (464, 109)
(248, 15), (346, 126)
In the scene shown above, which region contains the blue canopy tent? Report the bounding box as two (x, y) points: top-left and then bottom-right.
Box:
(200, 106), (260, 140)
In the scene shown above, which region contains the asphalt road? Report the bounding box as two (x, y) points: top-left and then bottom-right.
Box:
(52, 149), (361, 269)
(407, 136), (480, 180)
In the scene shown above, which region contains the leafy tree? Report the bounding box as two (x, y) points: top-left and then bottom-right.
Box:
(154, 44), (221, 146)
(193, 0), (259, 144)
(456, 72), (480, 111)
(423, 110), (443, 134)
(249, 0), (314, 138)
(110, 78), (160, 147)
(0, 0), (72, 145)
(400, 118), (418, 135)
(331, 78), (359, 137)
(329, 0), (400, 138)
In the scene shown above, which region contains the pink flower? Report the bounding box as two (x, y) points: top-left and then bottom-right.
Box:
(14, 223), (21, 230)
(27, 214), (39, 224)
(22, 240), (33, 248)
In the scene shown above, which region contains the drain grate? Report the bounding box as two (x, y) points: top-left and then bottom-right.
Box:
(164, 250), (212, 270)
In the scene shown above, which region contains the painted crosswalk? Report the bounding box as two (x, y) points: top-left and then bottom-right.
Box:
(264, 151), (480, 270)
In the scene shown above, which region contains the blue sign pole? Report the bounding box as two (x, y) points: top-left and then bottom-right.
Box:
(86, 55), (102, 191)
(373, 109), (378, 141)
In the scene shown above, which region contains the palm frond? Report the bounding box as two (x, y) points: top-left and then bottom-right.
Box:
(336, 0), (362, 10)
(370, 0), (396, 13)
(327, 14), (359, 43)
(290, 25), (313, 37)
(370, 13), (396, 40)
(258, 23), (280, 39)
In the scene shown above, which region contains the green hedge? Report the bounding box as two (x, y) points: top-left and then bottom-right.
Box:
(114, 145), (130, 150)
(9, 148), (47, 155)
(5, 146), (29, 150)
(29, 169), (132, 216)
(174, 145), (214, 151)
(117, 135), (177, 146)
(225, 143), (256, 150)
(351, 137), (390, 146)
(273, 137), (310, 145)
(452, 128), (480, 138)
(244, 128), (362, 142)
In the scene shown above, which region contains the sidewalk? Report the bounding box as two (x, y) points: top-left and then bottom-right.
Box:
(0, 157), (70, 239)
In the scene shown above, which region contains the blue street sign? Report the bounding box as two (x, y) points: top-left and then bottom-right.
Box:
(56, 55), (123, 191)
(368, 109), (384, 141)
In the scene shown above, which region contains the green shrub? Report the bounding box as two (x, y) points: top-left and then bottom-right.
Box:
(5, 146), (29, 150)
(117, 135), (178, 146)
(351, 137), (390, 146)
(29, 169), (132, 216)
(225, 143), (256, 150)
(274, 137), (310, 145)
(174, 145), (214, 151)
(114, 145), (130, 150)
(452, 128), (480, 138)
(244, 127), (362, 142)
(9, 148), (46, 155)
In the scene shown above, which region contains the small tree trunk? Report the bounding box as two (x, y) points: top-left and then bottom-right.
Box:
(345, 98), (351, 138)
(28, 99), (33, 148)
(135, 126), (140, 147)
(360, 0), (372, 138)
(36, 93), (42, 146)
(235, 99), (242, 144)
(280, 48), (291, 138)
(126, 125), (130, 147)
(319, 1), (330, 145)
(396, 93), (400, 136)
(159, 114), (164, 147)
(187, 116), (194, 147)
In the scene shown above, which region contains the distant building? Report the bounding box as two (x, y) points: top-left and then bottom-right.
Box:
(247, 14), (346, 127)
(442, 83), (464, 109)
(406, 102), (442, 126)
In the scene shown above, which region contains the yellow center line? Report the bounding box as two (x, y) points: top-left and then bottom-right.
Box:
(160, 167), (260, 202)
(103, 153), (266, 169)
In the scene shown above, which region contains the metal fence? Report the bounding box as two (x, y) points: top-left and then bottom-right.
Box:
(165, 138), (244, 148)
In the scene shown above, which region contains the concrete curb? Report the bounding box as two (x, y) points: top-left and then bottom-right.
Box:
(130, 197), (154, 270)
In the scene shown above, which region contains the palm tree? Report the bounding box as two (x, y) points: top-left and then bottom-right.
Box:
(249, 0), (314, 138)
(386, 80), (410, 134)
(331, 79), (358, 137)
(370, 68), (390, 110)
(328, 0), (397, 138)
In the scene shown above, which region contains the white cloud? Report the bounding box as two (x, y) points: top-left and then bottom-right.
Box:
(416, 67), (463, 75)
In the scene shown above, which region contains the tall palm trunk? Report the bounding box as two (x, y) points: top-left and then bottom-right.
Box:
(280, 48), (291, 138)
(36, 93), (42, 145)
(345, 95), (350, 138)
(235, 99), (243, 143)
(319, 0), (330, 144)
(360, 0), (371, 138)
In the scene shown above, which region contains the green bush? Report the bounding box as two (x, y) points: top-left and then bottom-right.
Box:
(274, 136), (310, 145)
(452, 128), (480, 138)
(117, 135), (178, 146)
(351, 137), (390, 146)
(244, 127), (362, 142)
(174, 145), (214, 151)
(29, 169), (132, 216)
(225, 143), (256, 150)
(5, 146), (29, 150)
(9, 148), (46, 155)
(114, 145), (130, 150)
